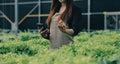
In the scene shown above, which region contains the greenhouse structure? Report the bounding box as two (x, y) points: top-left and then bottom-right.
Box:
(0, 0), (120, 32)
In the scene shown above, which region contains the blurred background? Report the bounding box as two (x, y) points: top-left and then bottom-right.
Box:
(0, 0), (120, 32)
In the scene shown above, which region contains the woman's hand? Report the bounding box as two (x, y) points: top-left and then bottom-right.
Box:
(58, 20), (67, 32)
(58, 20), (74, 35)
(39, 27), (49, 38)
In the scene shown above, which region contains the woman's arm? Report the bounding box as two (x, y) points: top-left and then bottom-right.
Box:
(71, 6), (83, 36)
(58, 20), (74, 35)
(65, 29), (74, 35)
(58, 6), (83, 36)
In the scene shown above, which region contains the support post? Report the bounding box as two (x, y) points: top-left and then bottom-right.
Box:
(38, 0), (41, 23)
(13, 0), (18, 35)
(87, 0), (91, 32)
(104, 14), (107, 30)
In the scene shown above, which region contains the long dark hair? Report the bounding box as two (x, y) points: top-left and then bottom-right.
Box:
(46, 0), (73, 25)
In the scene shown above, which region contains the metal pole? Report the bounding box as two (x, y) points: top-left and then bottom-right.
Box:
(14, 0), (18, 35)
(115, 15), (118, 31)
(88, 0), (91, 32)
(104, 14), (107, 30)
(36, 0), (43, 29)
(38, 0), (41, 23)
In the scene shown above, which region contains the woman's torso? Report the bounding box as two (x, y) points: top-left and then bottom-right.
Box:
(50, 13), (73, 49)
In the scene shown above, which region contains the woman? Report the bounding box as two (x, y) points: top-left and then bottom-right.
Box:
(39, 0), (83, 49)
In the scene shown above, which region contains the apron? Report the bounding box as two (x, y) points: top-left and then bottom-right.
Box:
(50, 13), (73, 49)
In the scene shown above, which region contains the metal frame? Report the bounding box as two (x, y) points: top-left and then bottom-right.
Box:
(0, 10), (13, 24)
(1, 0), (119, 32)
(0, 0), (90, 32)
(0, 0), (83, 30)
(0, 0), (81, 5)
(103, 12), (120, 31)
